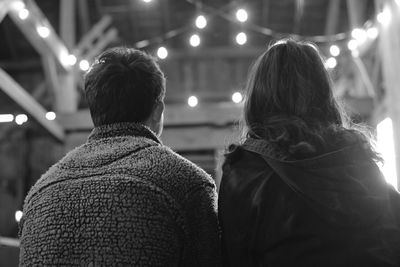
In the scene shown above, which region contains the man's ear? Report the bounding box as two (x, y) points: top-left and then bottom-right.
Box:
(152, 101), (164, 122)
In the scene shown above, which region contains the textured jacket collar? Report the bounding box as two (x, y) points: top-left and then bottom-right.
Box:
(88, 122), (162, 144)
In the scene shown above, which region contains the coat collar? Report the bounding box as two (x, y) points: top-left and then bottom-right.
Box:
(88, 122), (162, 144)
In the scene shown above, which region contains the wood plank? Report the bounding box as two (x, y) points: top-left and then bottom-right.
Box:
(0, 68), (64, 141)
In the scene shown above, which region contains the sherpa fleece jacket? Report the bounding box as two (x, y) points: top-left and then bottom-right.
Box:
(19, 122), (221, 266)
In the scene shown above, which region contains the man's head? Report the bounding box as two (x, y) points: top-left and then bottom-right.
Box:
(84, 47), (166, 136)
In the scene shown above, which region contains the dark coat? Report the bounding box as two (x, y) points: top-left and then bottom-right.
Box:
(19, 123), (220, 266)
(219, 138), (400, 267)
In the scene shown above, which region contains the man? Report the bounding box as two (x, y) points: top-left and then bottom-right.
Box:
(19, 48), (220, 266)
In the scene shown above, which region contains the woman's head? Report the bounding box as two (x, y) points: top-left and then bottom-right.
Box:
(244, 39), (343, 138)
(238, 39), (380, 160)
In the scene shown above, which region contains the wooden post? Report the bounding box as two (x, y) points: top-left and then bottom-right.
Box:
(58, 0), (78, 113)
(378, 0), (400, 189)
(325, 0), (341, 35)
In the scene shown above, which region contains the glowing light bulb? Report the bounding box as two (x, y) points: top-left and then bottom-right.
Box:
(367, 27), (378, 39)
(157, 47), (168, 59)
(45, 111), (56, 121)
(18, 8), (29, 20)
(236, 8), (248, 22)
(142, 0), (152, 3)
(15, 210), (23, 223)
(347, 39), (358, 51)
(377, 8), (391, 26)
(351, 28), (367, 44)
(232, 92), (243, 103)
(79, 60), (90, 71)
(235, 32), (247, 45)
(188, 96), (198, 107)
(37, 26), (50, 38)
(189, 34), (201, 47)
(15, 114), (28, 125)
(61, 53), (77, 66)
(329, 45), (340, 57)
(195, 15), (207, 29)
(325, 57), (337, 69)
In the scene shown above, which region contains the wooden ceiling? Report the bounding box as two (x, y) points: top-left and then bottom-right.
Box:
(0, 0), (376, 62)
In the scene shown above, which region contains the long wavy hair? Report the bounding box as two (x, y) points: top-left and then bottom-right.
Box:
(240, 39), (380, 160)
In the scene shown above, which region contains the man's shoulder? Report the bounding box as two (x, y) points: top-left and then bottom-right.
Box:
(143, 145), (215, 191)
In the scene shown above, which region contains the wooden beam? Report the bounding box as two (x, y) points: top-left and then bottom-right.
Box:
(352, 56), (376, 97)
(60, 0), (76, 48)
(0, 68), (64, 141)
(325, 0), (341, 35)
(75, 15), (113, 56)
(378, 0), (400, 188)
(77, 0), (91, 35)
(64, 126), (236, 152)
(58, 0), (78, 113)
(58, 103), (243, 131)
(83, 28), (118, 60)
(41, 55), (61, 99)
(0, 0), (10, 23)
(7, 0), (71, 71)
(346, 0), (365, 28)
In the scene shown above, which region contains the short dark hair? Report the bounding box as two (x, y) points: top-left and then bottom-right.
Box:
(84, 47), (165, 126)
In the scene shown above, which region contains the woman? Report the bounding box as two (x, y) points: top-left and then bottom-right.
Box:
(219, 39), (400, 266)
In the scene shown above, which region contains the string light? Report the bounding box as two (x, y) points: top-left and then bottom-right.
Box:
(232, 92), (243, 103)
(189, 34), (201, 47)
(325, 57), (337, 69)
(367, 27), (378, 39)
(79, 60), (90, 71)
(60, 53), (77, 66)
(18, 8), (29, 20)
(235, 32), (247, 45)
(15, 210), (23, 223)
(329, 45), (340, 57)
(0, 114), (14, 123)
(195, 15), (207, 29)
(37, 26), (50, 38)
(15, 114), (28, 125)
(351, 28), (367, 44)
(347, 39), (358, 51)
(236, 8), (248, 22)
(45, 112), (56, 121)
(188, 96), (198, 107)
(377, 8), (391, 26)
(157, 46), (168, 59)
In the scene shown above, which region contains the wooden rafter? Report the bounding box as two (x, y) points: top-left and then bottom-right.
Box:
(6, 0), (71, 71)
(0, 68), (64, 141)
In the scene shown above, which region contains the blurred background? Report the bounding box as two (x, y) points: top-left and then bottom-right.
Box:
(1, 0), (399, 265)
